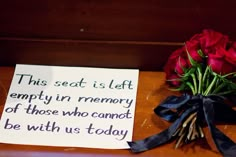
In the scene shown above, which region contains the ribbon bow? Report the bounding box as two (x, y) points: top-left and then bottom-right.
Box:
(128, 94), (236, 157)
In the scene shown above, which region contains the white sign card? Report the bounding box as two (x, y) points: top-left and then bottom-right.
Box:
(0, 64), (139, 149)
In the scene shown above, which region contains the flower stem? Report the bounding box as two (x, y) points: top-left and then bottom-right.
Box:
(203, 75), (217, 96)
(186, 82), (196, 95)
(215, 77), (220, 87)
(191, 73), (197, 95)
(206, 71), (211, 90)
(202, 66), (209, 92)
(197, 67), (202, 94)
(212, 82), (226, 94)
(215, 90), (236, 96)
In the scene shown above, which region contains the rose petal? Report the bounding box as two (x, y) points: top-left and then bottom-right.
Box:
(208, 48), (234, 74)
(185, 40), (203, 63)
(200, 29), (229, 50)
(164, 47), (187, 79)
(175, 57), (188, 74)
(225, 42), (236, 66)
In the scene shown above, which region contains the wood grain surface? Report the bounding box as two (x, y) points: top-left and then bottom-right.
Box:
(0, 67), (235, 157)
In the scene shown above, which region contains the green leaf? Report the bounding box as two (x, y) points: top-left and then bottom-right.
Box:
(216, 90), (236, 96)
(182, 67), (196, 77)
(167, 83), (188, 92)
(185, 45), (198, 66)
(197, 49), (205, 58)
(212, 81), (227, 94)
(166, 78), (182, 82)
(222, 72), (236, 78)
(186, 82), (196, 95)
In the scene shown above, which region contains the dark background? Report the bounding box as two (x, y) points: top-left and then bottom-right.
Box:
(1, 0), (236, 70)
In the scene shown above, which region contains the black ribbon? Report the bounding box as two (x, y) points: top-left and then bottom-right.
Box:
(127, 94), (236, 157)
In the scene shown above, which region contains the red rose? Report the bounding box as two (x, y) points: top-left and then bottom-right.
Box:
(185, 40), (203, 64)
(183, 29), (228, 66)
(164, 29), (233, 87)
(197, 29), (229, 55)
(207, 47), (235, 74)
(164, 47), (188, 86)
(185, 29), (232, 75)
(225, 42), (236, 66)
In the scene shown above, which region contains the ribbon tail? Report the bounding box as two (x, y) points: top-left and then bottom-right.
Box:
(127, 126), (176, 153)
(128, 107), (197, 153)
(203, 99), (236, 157)
(223, 145), (236, 157)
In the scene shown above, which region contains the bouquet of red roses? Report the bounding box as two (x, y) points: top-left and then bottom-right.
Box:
(128, 30), (236, 157)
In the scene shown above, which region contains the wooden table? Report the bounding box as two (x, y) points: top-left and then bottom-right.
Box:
(0, 66), (235, 157)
